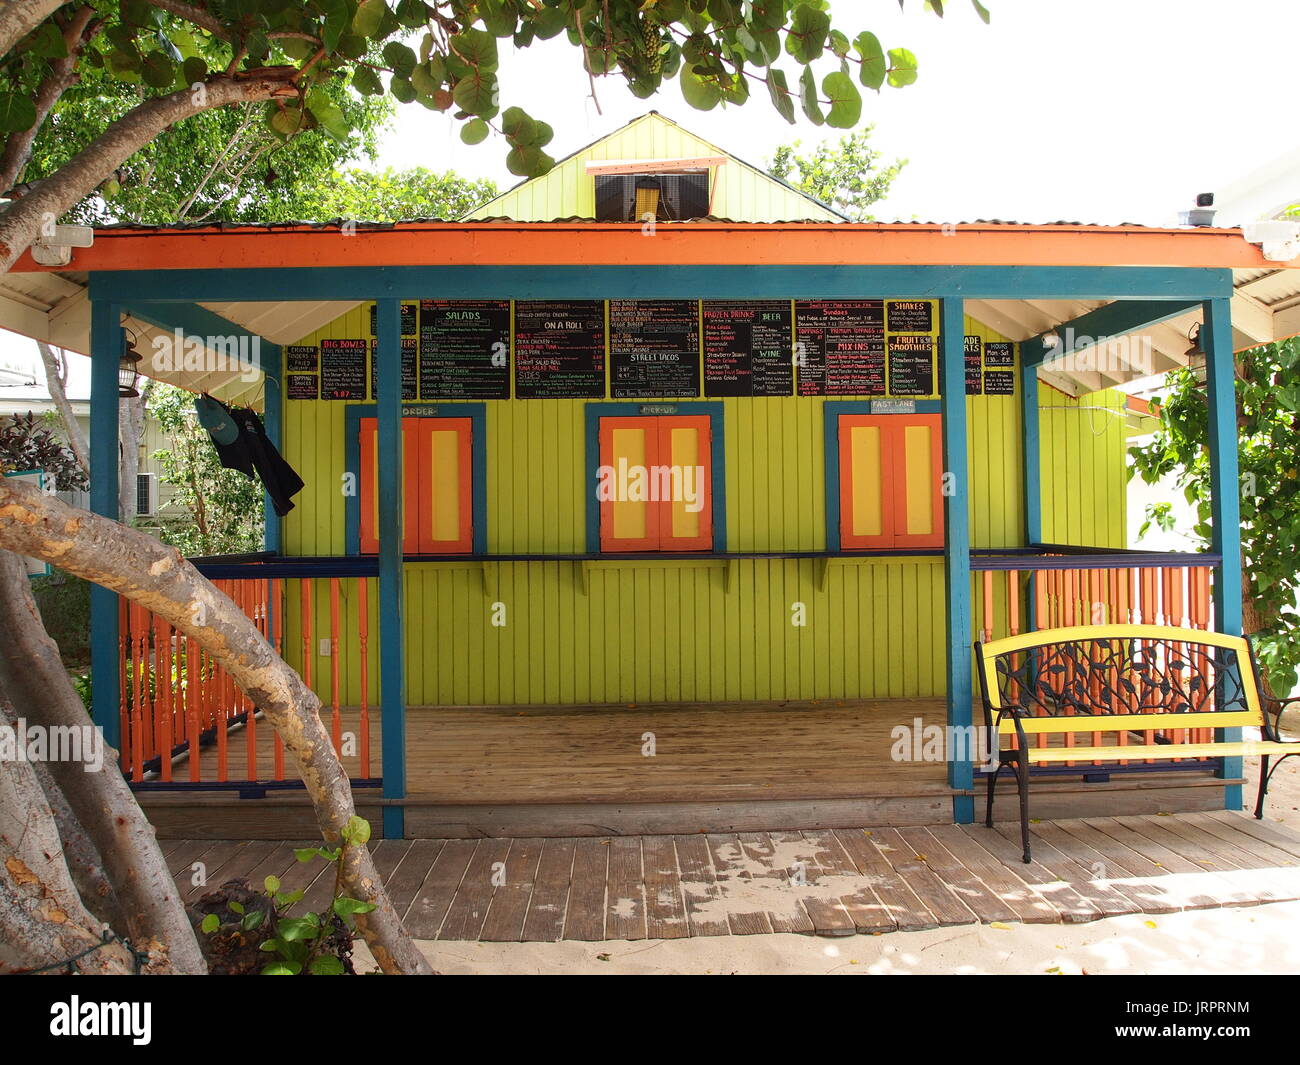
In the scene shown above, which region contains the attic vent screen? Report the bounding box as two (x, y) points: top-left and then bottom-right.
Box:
(594, 172), (709, 221)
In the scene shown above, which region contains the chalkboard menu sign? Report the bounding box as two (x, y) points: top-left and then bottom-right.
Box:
(702, 300), (793, 397)
(795, 300), (886, 396)
(286, 373), (318, 400)
(369, 337), (418, 400)
(886, 300), (934, 333)
(369, 302), (417, 336)
(513, 300), (606, 398)
(286, 344), (318, 373)
(887, 334), (936, 396)
(984, 341), (1015, 368)
(320, 338), (367, 400)
(609, 299), (701, 398)
(965, 335), (983, 395)
(984, 370), (1015, 395)
(418, 300), (510, 400)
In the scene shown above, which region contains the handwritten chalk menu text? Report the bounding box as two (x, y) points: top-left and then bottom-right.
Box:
(285, 344), (318, 373)
(513, 300), (606, 398)
(702, 300), (793, 397)
(418, 300), (509, 400)
(609, 299), (701, 398)
(965, 335), (983, 395)
(320, 339), (366, 400)
(886, 300), (933, 333)
(984, 370), (1015, 395)
(983, 341), (1014, 368)
(369, 302), (417, 337)
(286, 374), (318, 400)
(887, 335), (935, 395)
(369, 337), (418, 400)
(795, 300), (885, 396)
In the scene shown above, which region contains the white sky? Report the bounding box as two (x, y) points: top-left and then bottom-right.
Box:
(376, 0), (1300, 225)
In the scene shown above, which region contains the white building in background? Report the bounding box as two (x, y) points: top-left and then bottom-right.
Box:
(0, 336), (175, 521)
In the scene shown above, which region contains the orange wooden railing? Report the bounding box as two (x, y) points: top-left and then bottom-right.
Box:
(974, 558), (1217, 770)
(119, 575), (376, 788)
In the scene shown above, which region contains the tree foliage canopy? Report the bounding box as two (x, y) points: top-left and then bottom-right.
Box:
(1129, 336), (1300, 695)
(767, 127), (905, 220)
(0, 1), (990, 271)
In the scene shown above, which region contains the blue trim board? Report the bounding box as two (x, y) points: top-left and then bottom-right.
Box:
(582, 402), (726, 554)
(939, 300), (974, 813)
(262, 340), (283, 554)
(822, 400), (943, 553)
(343, 403), (488, 556)
(1204, 297), (1244, 811)
(1019, 299), (1201, 368)
(89, 266), (1235, 306)
(89, 300), (121, 747)
(374, 300), (406, 837)
(1020, 360), (1041, 631)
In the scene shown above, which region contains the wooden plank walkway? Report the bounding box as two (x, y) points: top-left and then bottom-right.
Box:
(166, 811), (1300, 943)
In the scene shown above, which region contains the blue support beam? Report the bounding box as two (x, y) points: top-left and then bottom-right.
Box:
(89, 266), (1235, 306)
(1204, 296), (1244, 812)
(1019, 298), (1201, 368)
(940, 299), (975, 823)
(375, 298), (406, 839)
(1020, 358), (1042, 630)
(88, 300), (120, 748)
(261, 341), (282, 553)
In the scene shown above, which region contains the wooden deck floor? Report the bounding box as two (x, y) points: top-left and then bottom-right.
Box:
(165, 811), (1300, 942)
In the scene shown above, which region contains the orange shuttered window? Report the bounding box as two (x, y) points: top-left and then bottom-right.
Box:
(838, 413), (943, 549)
(359, 416), (473, 554)
(598, 415), (713, 552)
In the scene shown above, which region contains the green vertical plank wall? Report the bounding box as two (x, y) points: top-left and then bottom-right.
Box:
(278, 305), (1125, 707)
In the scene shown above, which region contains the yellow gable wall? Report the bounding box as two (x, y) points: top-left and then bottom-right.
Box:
(277, 302), (1125, 707)
(465, 112), (843, 223)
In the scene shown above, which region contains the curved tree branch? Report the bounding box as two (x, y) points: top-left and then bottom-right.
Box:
(0, 479), (435, 974)
(0, 71), (301, 274)
(0, 0), (65, 61)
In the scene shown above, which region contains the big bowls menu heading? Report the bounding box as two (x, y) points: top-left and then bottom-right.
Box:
(292, 298), (1013, 400)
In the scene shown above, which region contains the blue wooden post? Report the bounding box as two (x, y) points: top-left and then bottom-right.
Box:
(940, 299), (974, 823)
(1203, 296), (1244, 812)
(89, 299), (120, 748)
(261, 339), (283, 554)
(1020, 356), (1041, 631)
(375, 298), (406, 838)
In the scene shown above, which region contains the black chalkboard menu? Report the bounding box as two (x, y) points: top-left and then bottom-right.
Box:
(984, 369), (1015, 395)
(887, 334), (936, 396)
(369, 302), (417, 336)
(369, 337), (418, 400)
(320, 338), (367, 400)
(285, 344), (318, 373)
(965, 335), (983, 395)
(984, 341), (1015, 368)
(609, 299), (701, 398)
(886, 299), (934, 333)
(286, 373), (318, 400)
(418, 300), (510, 400)
(702, 300), (793, 397)
(513, 300), (606, 398)
(795, 300), (885, 396)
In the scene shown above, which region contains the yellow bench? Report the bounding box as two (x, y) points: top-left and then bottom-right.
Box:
(974, 625), (1299, 862)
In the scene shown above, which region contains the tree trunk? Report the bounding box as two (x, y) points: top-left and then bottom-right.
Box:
(0, 72), (299, 274)
(0, 550), (207, 973)
(36, 341), (89, 475)
(0, 478), (434, 974)
(119, 393), (144, 523)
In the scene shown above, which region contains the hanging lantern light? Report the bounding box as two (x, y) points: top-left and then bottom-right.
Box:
(118, 332), (142, 397)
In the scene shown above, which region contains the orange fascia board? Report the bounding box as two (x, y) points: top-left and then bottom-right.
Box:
(584, 157), (727, 175)
(16, 221), (1300, 273)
